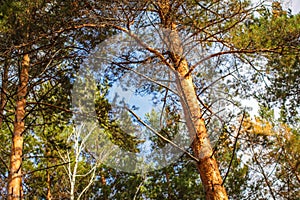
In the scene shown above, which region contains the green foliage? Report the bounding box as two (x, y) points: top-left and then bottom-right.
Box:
(230, 10), (300, 51)
(145, 108), (181, 148)
(264, 50), (300, 124)
(216, 128), (250, 199)
(0, 0), (25, 32)
(141, 158), (204, 200)
(2, 0), (300, 199)
(236, 105), (300, 199)
(94, 83), (142, 152)
(229, 4), (300, 125)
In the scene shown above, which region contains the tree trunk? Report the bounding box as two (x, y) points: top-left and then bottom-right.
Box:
(163, 21), (228, 199)
(46, 148), (52, 200)
(173, 55), (228, 199)
(100, 169), (108, 200)
(0, 61), (8, 128)
(7, 54), (30, 200)
(46, 169), (52, 200)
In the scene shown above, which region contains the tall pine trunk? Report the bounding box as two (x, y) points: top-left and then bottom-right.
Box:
(7, 54), (29, 200)
(175, 57), (228, 200)
(163, 19), (228, 199)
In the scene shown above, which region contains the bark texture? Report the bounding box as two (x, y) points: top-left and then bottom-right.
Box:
(7, 54), (30, 200)
(164, 20), (228, 199)
(175, 58), (228, 200)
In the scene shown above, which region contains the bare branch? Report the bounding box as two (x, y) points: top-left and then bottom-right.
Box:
(222, 111), (245, 186)
(125, 106), (199, 162)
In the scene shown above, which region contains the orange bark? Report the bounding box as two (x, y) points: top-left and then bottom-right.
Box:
(46, 170), (52, 200)
(46, 148), (52, 200)
(174, 56), (228, 200)
(7, 54), (29, 200)
(163, 20), (228, 198)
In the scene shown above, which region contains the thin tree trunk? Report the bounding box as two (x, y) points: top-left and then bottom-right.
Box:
(7, 54), (30, 200)
(46, 148), (52, 200)
(100, 169), (108, 200)
(46, 170), (52, 200)
(0, 61), (8, 128)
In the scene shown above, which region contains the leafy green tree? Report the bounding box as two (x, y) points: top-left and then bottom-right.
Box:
(229, 1), (300, 124)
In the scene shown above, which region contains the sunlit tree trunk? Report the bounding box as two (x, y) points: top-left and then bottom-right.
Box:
(7, 54), (29, 200)
(174, 56), (228, 200)
(46, 148), (52, 200)
(169, 29), (228, 199)
(160, 5), (228, 197)
(46, 170), (52, 200)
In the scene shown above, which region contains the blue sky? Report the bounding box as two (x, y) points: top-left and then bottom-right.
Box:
(105, 0), (300, 120)
(252, 0), (300, 14)
(293, 0), (300, 13)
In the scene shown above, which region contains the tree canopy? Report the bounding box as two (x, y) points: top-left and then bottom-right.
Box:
(0, 0), (299, 199)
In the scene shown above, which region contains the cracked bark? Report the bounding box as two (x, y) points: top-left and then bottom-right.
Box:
(174, 56), (228, 200)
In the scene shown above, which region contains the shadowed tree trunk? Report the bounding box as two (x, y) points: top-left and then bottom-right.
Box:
(101, 169), (108, 200)
(7, 54), (30, 200)
(0, 61), (8, 128)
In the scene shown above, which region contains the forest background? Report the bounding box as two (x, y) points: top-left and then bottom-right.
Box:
(0, 0), (299, 199)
